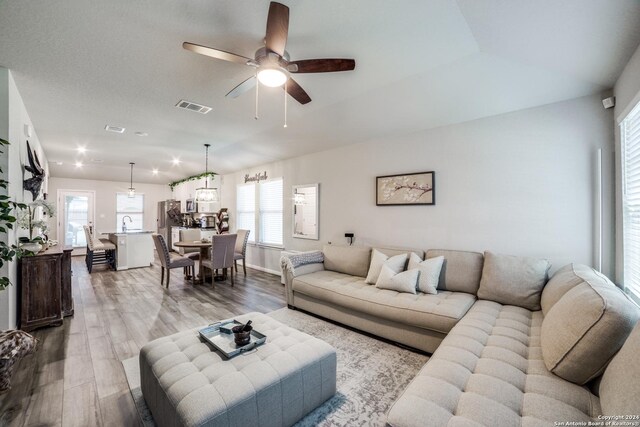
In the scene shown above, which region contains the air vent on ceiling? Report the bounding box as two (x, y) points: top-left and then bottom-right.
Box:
(104, 125), (125, 133)
(175, 100), (212, 114)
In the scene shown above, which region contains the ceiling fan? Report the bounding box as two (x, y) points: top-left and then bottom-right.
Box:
(183, 1), (356, 105)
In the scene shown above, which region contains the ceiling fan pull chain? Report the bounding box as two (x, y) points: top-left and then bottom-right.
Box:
(284, 79), (288, 128)
(255, 73), (259, 120)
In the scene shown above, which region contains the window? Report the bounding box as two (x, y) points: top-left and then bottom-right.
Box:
(259, 178), (283, 246)
(116, 193), (144, 231)
(622, 101), (640, 302)
(236, 184), (256, 243)
(236, 178), (283, 246)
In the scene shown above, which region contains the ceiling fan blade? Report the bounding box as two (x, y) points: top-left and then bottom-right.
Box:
(288, 59), (356, 73)
(284, 78), (311, 105)
(226, 76), (257, 98)
(265, 2), (289, 57)
(183, 42), (250, 65)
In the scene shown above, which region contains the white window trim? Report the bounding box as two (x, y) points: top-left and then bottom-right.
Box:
(236, 178), (284, 248)
(116, 192), (145, 230)
(621, 100), (640, 305)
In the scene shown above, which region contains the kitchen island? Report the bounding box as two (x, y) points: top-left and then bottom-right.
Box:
(107, 230), (154, 270)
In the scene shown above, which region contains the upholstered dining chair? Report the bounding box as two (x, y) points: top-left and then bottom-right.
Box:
(82, 225), (116, 273)
(233, 229), (250, 276)
(178, 229), (201, 278)
(201, 234), (237, 286)
(151, 233), (195, 288)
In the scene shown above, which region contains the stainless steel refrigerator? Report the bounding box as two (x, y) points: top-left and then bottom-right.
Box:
(157, 200), (181, 250)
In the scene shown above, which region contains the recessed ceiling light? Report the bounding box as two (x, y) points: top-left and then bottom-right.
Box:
(75, 161), (83, 168)
(105, 125), (125, 133)
(135, 131), (148, 137)
(77, 146), (86, 154)
(152, 169), (159, 175)
(172, 158), (180, 165)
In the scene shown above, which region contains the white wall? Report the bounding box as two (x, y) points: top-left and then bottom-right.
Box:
(614, 42), (640, 282)
(0, 68), (49, 330)
(223, 94), (615, 278)
(47, 177), (171, 240)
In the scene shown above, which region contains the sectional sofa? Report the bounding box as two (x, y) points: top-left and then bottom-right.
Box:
(282, 245), (640, 426)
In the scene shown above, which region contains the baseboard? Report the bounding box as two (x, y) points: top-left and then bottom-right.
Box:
(245, 263), (280, 276)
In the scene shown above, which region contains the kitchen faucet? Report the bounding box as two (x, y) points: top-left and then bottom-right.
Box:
(122, 215), (133, 232)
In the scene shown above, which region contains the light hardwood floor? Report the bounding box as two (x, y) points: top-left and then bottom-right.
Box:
(0, 256), (286, 426)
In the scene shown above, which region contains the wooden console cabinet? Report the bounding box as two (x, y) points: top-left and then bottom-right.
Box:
(19, 246), (73, 332)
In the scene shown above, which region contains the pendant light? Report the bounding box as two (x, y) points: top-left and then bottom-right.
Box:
(127, 162), (136, 198)
(195, 144), (218, 203)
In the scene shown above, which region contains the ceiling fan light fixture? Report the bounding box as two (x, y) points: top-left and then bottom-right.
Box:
(257, 67), (288, 87)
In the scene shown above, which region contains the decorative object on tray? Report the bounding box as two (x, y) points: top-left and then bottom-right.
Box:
(22, 141), (46, 201)
(232, 320), (252, 346)
(198, 319), (266, 358)
(376, 171), (435, 206)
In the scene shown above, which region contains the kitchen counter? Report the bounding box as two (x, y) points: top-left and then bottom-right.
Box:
(108, 231), (154, 270)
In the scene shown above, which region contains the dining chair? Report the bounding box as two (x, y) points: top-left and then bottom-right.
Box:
(178, 229), (201, 278)
(233, 229), (250, 276)
(201, 234), (237, 286)
(151, 233), (195, 288)
(83, 225), (116, 273)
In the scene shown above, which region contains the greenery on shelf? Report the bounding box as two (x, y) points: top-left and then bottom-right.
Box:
(0, 138), (27, 291)
(168, 171), (217, 191)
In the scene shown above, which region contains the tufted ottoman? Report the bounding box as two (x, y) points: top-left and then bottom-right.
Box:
(140, 312), (337, 427)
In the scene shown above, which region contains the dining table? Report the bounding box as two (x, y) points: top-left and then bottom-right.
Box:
(173, 240), (211, 284)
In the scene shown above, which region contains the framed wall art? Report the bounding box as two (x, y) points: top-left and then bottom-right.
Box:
(376, 171), (435, 206)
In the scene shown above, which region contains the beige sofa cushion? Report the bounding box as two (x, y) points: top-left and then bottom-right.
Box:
(387, 301), (601, 427)
(478, 251), (550, 310)
(426, 249), (483, 295)
(322, 245), (371, 277)
(541, 267), (640, 385)
(292, 270), (475, 333)
(541, 263), (596, 316)
(600, 322), (640, 417)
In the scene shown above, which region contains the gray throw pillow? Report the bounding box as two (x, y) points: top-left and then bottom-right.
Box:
(477, 251), (550, 310)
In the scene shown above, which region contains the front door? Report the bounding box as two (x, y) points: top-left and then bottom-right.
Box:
(57, 190), (95, 253)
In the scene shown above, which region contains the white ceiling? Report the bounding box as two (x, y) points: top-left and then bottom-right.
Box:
(1, 0), (639, 184)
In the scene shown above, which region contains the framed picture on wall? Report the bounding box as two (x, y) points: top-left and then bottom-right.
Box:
(185, 198), (196, 213)
(376, 171), (435, 206)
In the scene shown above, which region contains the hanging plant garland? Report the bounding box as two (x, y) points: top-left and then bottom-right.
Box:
(169, 172), (217, 191)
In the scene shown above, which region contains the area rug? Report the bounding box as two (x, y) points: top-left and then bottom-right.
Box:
(122, 308), (429, 426)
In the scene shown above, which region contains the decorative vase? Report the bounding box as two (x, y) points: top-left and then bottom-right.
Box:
(20, 242), (43, 253)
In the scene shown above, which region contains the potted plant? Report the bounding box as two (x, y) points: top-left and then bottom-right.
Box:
(16, 199), (55, 253)
(0, 138), (27, 291)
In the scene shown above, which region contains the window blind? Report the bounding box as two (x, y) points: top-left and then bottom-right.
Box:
(622, 101), (640, 302)
(116, 193), (144, 230)
(259, 178), (283, 246)
(236, 184), (256, 242)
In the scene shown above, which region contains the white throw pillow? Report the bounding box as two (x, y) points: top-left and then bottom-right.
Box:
(364, 250), (407, 284)
(408, 253), (444, 295)
(375, 265), (419, 294)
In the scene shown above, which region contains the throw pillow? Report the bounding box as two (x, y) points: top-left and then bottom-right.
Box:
(408, 253), (443, 294)
(364, 250), (407, 284)
(477, 251), (550, 310)
(375, 265), (419, 294)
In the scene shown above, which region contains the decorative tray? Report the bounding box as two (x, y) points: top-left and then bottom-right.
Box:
(198, 320), (266, 359)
